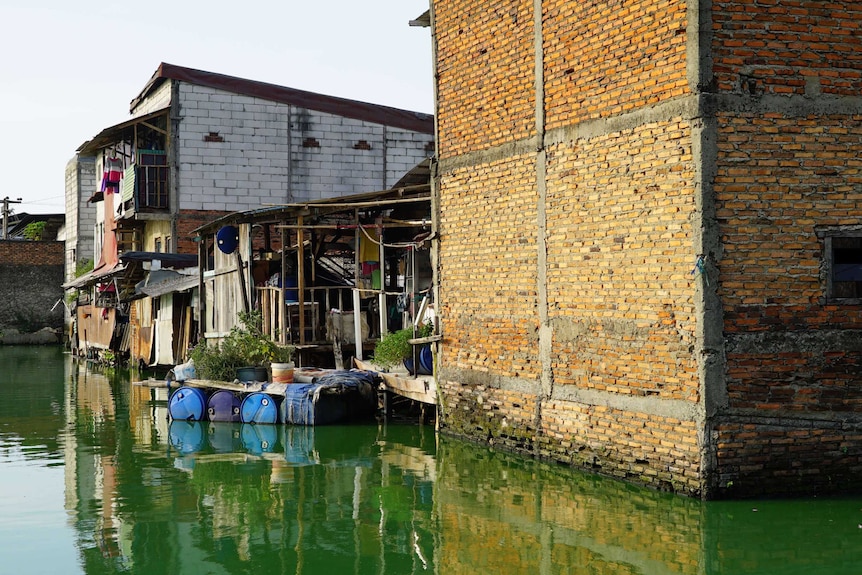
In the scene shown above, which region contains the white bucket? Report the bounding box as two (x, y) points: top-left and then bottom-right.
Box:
(271, 362), (295, 384)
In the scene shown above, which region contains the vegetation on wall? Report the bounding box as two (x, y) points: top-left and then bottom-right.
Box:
(75, 258), (93, 278)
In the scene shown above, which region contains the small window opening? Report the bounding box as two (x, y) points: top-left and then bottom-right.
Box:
(830, 236), (862, 299)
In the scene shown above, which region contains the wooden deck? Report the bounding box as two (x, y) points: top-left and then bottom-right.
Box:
(353, 358), (438, 405)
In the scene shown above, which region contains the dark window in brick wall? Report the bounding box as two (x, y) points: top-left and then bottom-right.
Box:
(825, 233), (862, 301)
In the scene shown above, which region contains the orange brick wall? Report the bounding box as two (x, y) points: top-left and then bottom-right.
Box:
(545, 119), (699, 401)
(714, 419), (862, 498)
(433, 0), (704, 495)
(438, 155), (541, 379)
(433, 0), (862, 498)
(543, 0), (689, 129)
(711, 107), (862, 495)
(717, 113), (862, 412)
(434, 0), (537, 157)
(711, 1), (862, 96)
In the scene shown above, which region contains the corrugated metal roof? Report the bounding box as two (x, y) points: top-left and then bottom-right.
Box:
(139, 271), (199, 298)
(62, 263), (126, 289)
(130, 63), (434, 134)
(76, 107), (170, 155)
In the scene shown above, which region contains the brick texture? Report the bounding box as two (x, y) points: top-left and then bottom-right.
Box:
(438, 155), (541, 378)
(543, 0), (689, 129)
(545, 119), (699, 401)
(434, 0), (537, 158)
(433, 0), (862, 498)
(711, 1), (862, 96)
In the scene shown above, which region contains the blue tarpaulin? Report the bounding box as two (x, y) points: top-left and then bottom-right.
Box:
(280, 370), (377, 425)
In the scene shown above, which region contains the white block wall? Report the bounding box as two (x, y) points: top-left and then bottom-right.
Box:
(132, 80), (172, 117)
(64, 155), (97, 282)
(172, 84), (433, 211)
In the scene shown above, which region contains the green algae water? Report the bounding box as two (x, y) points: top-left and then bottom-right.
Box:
(1, 346), (861, 574)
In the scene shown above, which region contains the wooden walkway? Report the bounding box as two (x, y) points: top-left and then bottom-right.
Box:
(353, 358), (437, 405)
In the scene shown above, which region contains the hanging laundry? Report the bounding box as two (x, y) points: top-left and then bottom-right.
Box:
(358, 229), (380, 263)
(102, 157), (124, 193)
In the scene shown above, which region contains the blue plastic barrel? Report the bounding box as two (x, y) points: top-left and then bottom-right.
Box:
(240, 392), (280, 424)
(207, 390), (242, 422)
(169, 386), (207, 421)
(404, 345), (433, 376)
(419, 344), (433, 375)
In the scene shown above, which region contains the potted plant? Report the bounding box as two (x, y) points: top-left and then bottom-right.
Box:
(191, 311), (294, 382)
(372, 321), (433, 374)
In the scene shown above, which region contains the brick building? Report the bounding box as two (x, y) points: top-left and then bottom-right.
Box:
(0, 240), (65, 340)
(426, 1), (862, 498)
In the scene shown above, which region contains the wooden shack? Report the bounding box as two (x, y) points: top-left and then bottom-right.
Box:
(193, 179), (433, 367)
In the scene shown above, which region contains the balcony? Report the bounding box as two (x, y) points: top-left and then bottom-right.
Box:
(122, 150), (170, 212)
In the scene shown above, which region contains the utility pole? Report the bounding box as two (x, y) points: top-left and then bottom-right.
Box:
(2, 197), (23, 239)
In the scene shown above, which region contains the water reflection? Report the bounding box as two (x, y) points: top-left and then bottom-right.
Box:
(2, 348), (862, 574)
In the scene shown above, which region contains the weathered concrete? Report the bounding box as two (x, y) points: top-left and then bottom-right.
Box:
(0, 241), (65, 340)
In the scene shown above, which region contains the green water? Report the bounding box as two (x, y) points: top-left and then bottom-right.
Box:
(0, 346), (860, 574)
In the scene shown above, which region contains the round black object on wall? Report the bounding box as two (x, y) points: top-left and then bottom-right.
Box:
(216, 225), (239, 254)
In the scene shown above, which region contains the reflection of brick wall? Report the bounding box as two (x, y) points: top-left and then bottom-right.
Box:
(0, 241), (65, 333)
(435, 438), (704, 575)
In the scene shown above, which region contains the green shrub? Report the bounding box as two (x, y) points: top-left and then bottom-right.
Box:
(190, 311), (294, 381)
(23, 221), (46, 240)
(372, 321), (433, 369)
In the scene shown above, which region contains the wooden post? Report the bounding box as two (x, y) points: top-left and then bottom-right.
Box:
(280, 225), (287, 345)
(353, 209), (362, 359)
(352, 289), (362, 360)
(197, 238), (205, 341)
(296, 216), (306, 345)
(234, 251), (249, 313)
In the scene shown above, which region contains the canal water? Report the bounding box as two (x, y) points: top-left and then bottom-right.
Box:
(1, 345), (861, 574)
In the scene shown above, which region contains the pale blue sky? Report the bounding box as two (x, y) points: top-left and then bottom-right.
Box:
(0, 1), (433, 214)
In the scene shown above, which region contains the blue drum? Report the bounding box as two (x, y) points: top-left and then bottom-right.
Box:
(207, 390), (242, 422)
(168, 386), (207, 421)
(240, 392), (280, 424)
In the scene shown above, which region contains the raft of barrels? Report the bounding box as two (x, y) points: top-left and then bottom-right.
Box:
(167, 369), (378, 426)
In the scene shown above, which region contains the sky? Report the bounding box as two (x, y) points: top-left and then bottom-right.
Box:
(0, 1), (433, 215)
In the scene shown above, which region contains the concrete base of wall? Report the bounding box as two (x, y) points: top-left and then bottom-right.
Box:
(0, 327), (62, 345)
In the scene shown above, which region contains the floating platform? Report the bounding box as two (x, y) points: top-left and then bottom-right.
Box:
(138, 368), (378, 426)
